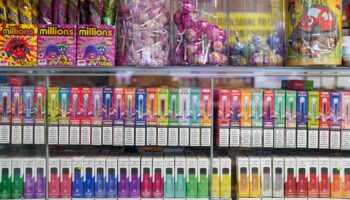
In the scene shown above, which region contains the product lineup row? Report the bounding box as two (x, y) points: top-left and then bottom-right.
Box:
(236, 156), (350, 199)
(217, 89), (350, 150)
(0, 86), (213, 146)
(0, 154), (232, 199)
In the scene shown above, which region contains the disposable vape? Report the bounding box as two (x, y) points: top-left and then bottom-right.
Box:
(263, 167), (271, 193)
(297, 168), (307, 197)
(200, 88), (212, 146)
(309, 167), (318, 197)
(138, 95), (143, 119)
(249, 157), (261, 197)
(220, 157), (232, 198)
(237, 156), (249, 197)
(297, 92), (308, 127)
(35, 167), (45, 198)
(83, 167), (94, 197)
(11, 166), (23, 199)
(285, 168), (296, 197)
(274, 168), (283, 194)
(331, 168), (342, 197)
(84, 94), (89, 117)
(36, 92), (43, 118)
(342, 92), (350, 132)
(322, 98), (328, 122)
(164, 168), (174, 197)
(263, 90), (274, 128)
(331, 92), (342, 130)
(95, 168), (106, 197)
(0, 159), (11, 199)
(187, 158), (198, 198)
(14, 92), (19, 117)
(106, 157), (118, 198)
(72, 167), (83, 197)
(198, 167), (209, 197)
(157, 88), (168, 146)
(24, 168), (35, 198)
(273, 157), (284, 197)
(61, 94), (67, 118)
(0, 86), (11, 143)
(153, 155), (164, 198)
(130, 168), (140, 197)
(118, 166), (129, 197)
(320, 167), (330, 197)
(261, 157), (272, 197)
(94, 94), (100, 118)
(48, 167), (60, 198)
(60, 168), (71, 198)
(344, 167), (350, 198)
(124, 88), (136, 146)
(11, 86), (23, 144)
(175, 156), (186, 198)
(141, 167), (152, 197)
(2, 92), (7, 117)
(240, 89), (252, 127)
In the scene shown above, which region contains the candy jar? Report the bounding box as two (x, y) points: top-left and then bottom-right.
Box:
(172, 0), (228, 66)
(117, 0), (170, 66)
(229, 0), (285, 66)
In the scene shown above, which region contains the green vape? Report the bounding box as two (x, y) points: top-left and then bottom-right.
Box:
(11, 168), (23, 199)
(164, 168), (174, 197)
(0, 168), (11, 199)
(198, 168), (209, 197)
(175, 168), (186, 197)
(186, 168), (198, 197)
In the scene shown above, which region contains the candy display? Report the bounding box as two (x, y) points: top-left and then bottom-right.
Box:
(117, 0), (170, 66)
(173, 0), (228, 66)
(38, 24), (77, 66)
(229, 0), (285, 66)
(286, 0), (342, 66)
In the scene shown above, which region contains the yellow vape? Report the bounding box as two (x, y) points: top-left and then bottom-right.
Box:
(249, 157), (261, 197)
(220, 157), (231, 198)
(211, 158), (220, 198)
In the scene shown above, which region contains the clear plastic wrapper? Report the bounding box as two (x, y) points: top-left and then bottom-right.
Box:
(39, 0), (53, 24)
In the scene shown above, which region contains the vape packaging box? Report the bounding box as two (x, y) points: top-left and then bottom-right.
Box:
(23, 87), (34, 144)
(72, 157), (84, 198)
(319, 92), (331, 149)
(59, 87), (70, 145)
(190, 88), (201, 147)
(249, 157), (261, 197)
(274, 90), (286, 148)
(179, 88), (190, 146)
(48, 158), (60, 198)
(124, 88), (135, 146)
(164, 154), (175, 198)
(308, 91), (320, 149)
(284, 157), (297, 198)
(23, 158), (35, 198)
(106, 156), (118, 198)
(186, 154), (198, 198)
(168, 87), (179, 146)
(296, 157), (308, 197)
(230, 89), (241, 147)
(261, 157), (272, 197)
(157, 87), (168, 146)
(141, 154), (153, 198)
(152, 154), (164, 198)
(240, 89), (252, 148)
(330, 92), (341, 149)
(175, 155), (186, 198)
(200, 88), (212, 147)
(0, 24), (37, 66)
(0, 158), (11, 199)
(285, 91), (297, 148)
(34, 157), (46, 198)
(217, 89), (230, 147)
(252, 89), (263, 147)
(92, 87), (103, 145)
(263, 90), (274, 148)
(77, 25), (115, 66)
(342, 158), (350, 198)
(83, 157), (95, 198)
(129, 156), (141, 198)
(38, 24), (76, 66)
(34, 86), (46, 144)
(80, 87), (92, 145)
(237, 156), (249, 197)
(297, 91), (308, 148)
(102, 87), (113, 145)
(146, 88), (157, 146)
(135, 88), (146, 146)
(118, 156), (129, 198)
(0, 86), (11, 144)
(318, 157), (330, 198)
(341, 92), (350, 150)
(94, 157), (107, 198)
(330, 157), (343, 198)
(11, 158), (24, 199)
(307, 157), (319, 197)
(197, 156), (209, 198)
(69, 87), (81, 145)
(60, 157), (72, 198)
(220, 157), (232, 198)
(281, 80), (314, 91)
(272, 157), (284, 197)
(48, 87), (59, 145)
(113, 88), (125, 146)
(11, 86), (23, 144)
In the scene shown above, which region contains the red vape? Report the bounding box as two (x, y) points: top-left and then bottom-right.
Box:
(141, 168), (152, 198)
(152, 168), (164, 198)
(319, 167), (330, 198)
(48, 168), (60, 198)
(308, 167), (319, 197)
(297, 168), (307, 197)
(285, 168), (296, 197)
(60, 168), (72, 198)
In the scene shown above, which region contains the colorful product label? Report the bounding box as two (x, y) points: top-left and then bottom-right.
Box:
(48, 87), (59, 124)
(200, 89), (212, 127)
(330, 92), (341, 130)
(179, 88), (190, 126)
(297, 91), (308, 128)
(168, 88), (179, 127)
(92, 87), (103, 126)
(77, 25), (115, 66)
(124, 88), (135, 126)
(252, 89), (263, 127)
(23, 86), (34, 124)
(146, 88), (158, 126)
(190, 88), (200, 127)
(11, 86), (22, 124)
(240, 89), (252, 127)
(263, 90), (274, 128)
(0, 24), (37, 66)
(286, 0), (342, 66)
(286, 90), (297, 128)
(342, 92), (350, 129)
(113, 88), (125, 126)
(135, 88), (146, 126)
(319, 91), (330, 129)
(217, 89), (230, 127)
(157, 87), (168, 126)
(102, 87), (113, 125)
(69, 87), (81, 125)
(81, 87), (92, 126)
(308, 91), (320, 129)
(38, 24), (76, 66)
(34, 87), (46, 124)
(59, 87), (70, 125)
(274, 90), (286, 128)
(230, 90), (241, 128)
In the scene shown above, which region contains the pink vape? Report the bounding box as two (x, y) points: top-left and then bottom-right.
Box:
(48, 168), (60, 198)
(60, 168), (71, 198)
(152, 168), (164, 198)
(141, 168), (152, 197)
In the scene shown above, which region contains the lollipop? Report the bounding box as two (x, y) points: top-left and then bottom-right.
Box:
(39, 0), (53, 24)
(19, 0), (33, 24)
(31, 0), (39, 24)
(53, 0), (67, 24)
(6, 0), (18, 24)
(79, 0), (90, 24)
(67, 0), (78, 24)
(0, 0), (7, 23)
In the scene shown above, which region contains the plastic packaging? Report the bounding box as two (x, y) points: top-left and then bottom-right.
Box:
(19, 0), (32, 24)
(89, 0), (103, 25)
(39, 0), (53, 24)
(6, 0), (19, 24)
(117, 0), (170, 66)
(67, 0), (78, 24)
(0, 0), (7, 23)
(103, 0), (116, 25)
(173, 0), (228, 66)
(53, 0), (67, 24)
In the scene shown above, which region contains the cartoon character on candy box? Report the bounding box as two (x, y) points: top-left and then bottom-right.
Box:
(5, 38), (31, 65)
(44, 44), (59, 65)
(57, 41), (69, 64)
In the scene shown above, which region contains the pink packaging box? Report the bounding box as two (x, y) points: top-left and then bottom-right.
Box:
(38, 24), (76, 66)
(77, 25), (115, 67)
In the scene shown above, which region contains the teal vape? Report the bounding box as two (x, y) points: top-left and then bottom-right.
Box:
(175, 168), (186, 197)
(164, 168), (174, 197)
(186, 168), (198, 197)
(0, 168), (11, 199)
(198, 168), (209, 197)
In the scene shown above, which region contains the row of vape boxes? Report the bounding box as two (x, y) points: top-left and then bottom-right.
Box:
(0, 157), (46, 199)
(236, 156), (350, 199)
(0, 86), (213, 146)
(216, 89), (350, 150)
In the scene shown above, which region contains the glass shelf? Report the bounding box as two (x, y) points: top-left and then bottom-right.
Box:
(0, 66), (349, 77)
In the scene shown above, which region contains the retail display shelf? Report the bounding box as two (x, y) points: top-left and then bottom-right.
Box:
(0, 66), (349, 77)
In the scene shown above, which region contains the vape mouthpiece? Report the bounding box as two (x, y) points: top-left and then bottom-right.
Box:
(149, 94), (154, 100)
(311, 97), (316, 104)
(26, 93), (31, 98)
(266, 97), (271, 102)
(334, 98), (339, 104)
(277, 97), (282, 103)
(3, 92), (7, 97)
(138, 94), (143, 100)
(116, 94), (121, 100)
(233, 95), (238, 101)
(222, 95), (227, 101)
(204, 95), (209, 101)
(172, 95), (176, 101)
(323, 98), (327, 103)
(289, 97), (293, 103)
(38, 93), (42, 98)
(300, 97), (305, 103)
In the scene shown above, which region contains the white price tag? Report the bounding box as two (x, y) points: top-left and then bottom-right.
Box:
(240, 128), (251, 147)
(229, 128), (240, 147)
(330, 130), (341, 149)
(342, 130), (350, 150)
(23, 126), (33, 144)
(157, 127), (168, 146)
(319, 130), (329, 149)
(252, 128), (262, 147)
(297, 129), (307, 148)
(308, 129), (318, 149)
(190, 127), (200, 147)
(168, 127), (179, 146)
(146, 127), (156, 146)
(34, 126), (45, 144)
(124, 126), (135, 146)
(274, 128), (285, 148)
(263, 129), (274, 148)
(11, 125), (22, 144)
(48, 126), (58, 145)
(113, 126), (124, 146)
(286, 129), (296, 148)
(102, 126), (113, 145)
(201, 127), (211, 147)
(179, 127), (190, 146)
(58, 126), (69, 145)
(135, 127), (146, 146)
(81, 126), (91, 145)
(92, 126), (102, 145)
(0, 125), (10, 144)
(70, 126), (80, 145)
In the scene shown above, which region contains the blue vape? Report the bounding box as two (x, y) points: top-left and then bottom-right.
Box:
(106, 168), (117, 198)
(83, 168), (94, 197)
(95, 168), (106, 198)
(72, 167), (83, 197)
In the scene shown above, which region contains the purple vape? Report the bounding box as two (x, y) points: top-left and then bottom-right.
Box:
(35, 168), (46, 198)
(118, 168), (129, 197)
(130, 168), (140, 197)
(24, 168), (35, 198)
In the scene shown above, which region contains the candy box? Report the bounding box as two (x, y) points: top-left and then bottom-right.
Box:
(38, 24), (76, 66)
(0, 24), (37, 66)
(77, 25), (115, 66)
